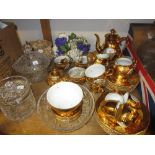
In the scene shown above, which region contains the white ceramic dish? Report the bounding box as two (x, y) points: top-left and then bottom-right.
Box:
(46, 82), (83, 110)
(85, 64), (105, 78)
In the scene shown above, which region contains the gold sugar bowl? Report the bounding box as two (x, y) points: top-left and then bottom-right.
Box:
(95, 92), (150, 135)
(47, 68), (62, 86)
(105, 56), (139, 93)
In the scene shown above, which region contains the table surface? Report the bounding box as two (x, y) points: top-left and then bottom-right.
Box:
(0, 81), (152, 135)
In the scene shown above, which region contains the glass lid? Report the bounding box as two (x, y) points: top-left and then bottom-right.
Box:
(12, 51), (51, 74)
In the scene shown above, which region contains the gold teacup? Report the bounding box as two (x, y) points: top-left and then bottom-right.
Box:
(114, 56), (136, 76)
(108, 56), (136, 85)
(85, 64), (108, 93)
(104, 92), (124, 115)
(54, 55), (70, 70)
(68, 67), (86, 84)
(46, 82), (83, 118)
(95, 53), (110, 66)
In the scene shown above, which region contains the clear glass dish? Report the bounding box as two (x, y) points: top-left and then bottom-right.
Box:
(0, 76), (36, 121)
(12, 51), (51, 83)
(37, 85), (95, 132)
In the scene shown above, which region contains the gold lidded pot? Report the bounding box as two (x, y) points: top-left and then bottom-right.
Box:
(47, 68), (62, 86)
(95, 29), (127, 59)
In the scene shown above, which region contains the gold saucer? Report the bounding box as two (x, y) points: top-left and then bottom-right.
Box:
(105, 71), (139, 93)
(37, 85), (95, 132)
(96, 113), (149, 135)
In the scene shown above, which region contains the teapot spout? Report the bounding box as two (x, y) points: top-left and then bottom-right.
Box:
(94, 33), (104, 53)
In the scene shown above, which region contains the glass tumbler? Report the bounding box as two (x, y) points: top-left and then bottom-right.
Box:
(0, 76), (36, 121)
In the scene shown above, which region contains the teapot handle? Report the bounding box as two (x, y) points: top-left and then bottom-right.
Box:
(119, 37), (128, 43)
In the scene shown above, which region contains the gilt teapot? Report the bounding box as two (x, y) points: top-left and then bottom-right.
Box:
(95, 29), (127, 58)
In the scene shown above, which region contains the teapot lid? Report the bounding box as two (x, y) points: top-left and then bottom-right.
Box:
(105, 29), (120, 41)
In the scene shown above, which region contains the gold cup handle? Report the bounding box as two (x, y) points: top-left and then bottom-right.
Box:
(126, 59), (137, 75)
